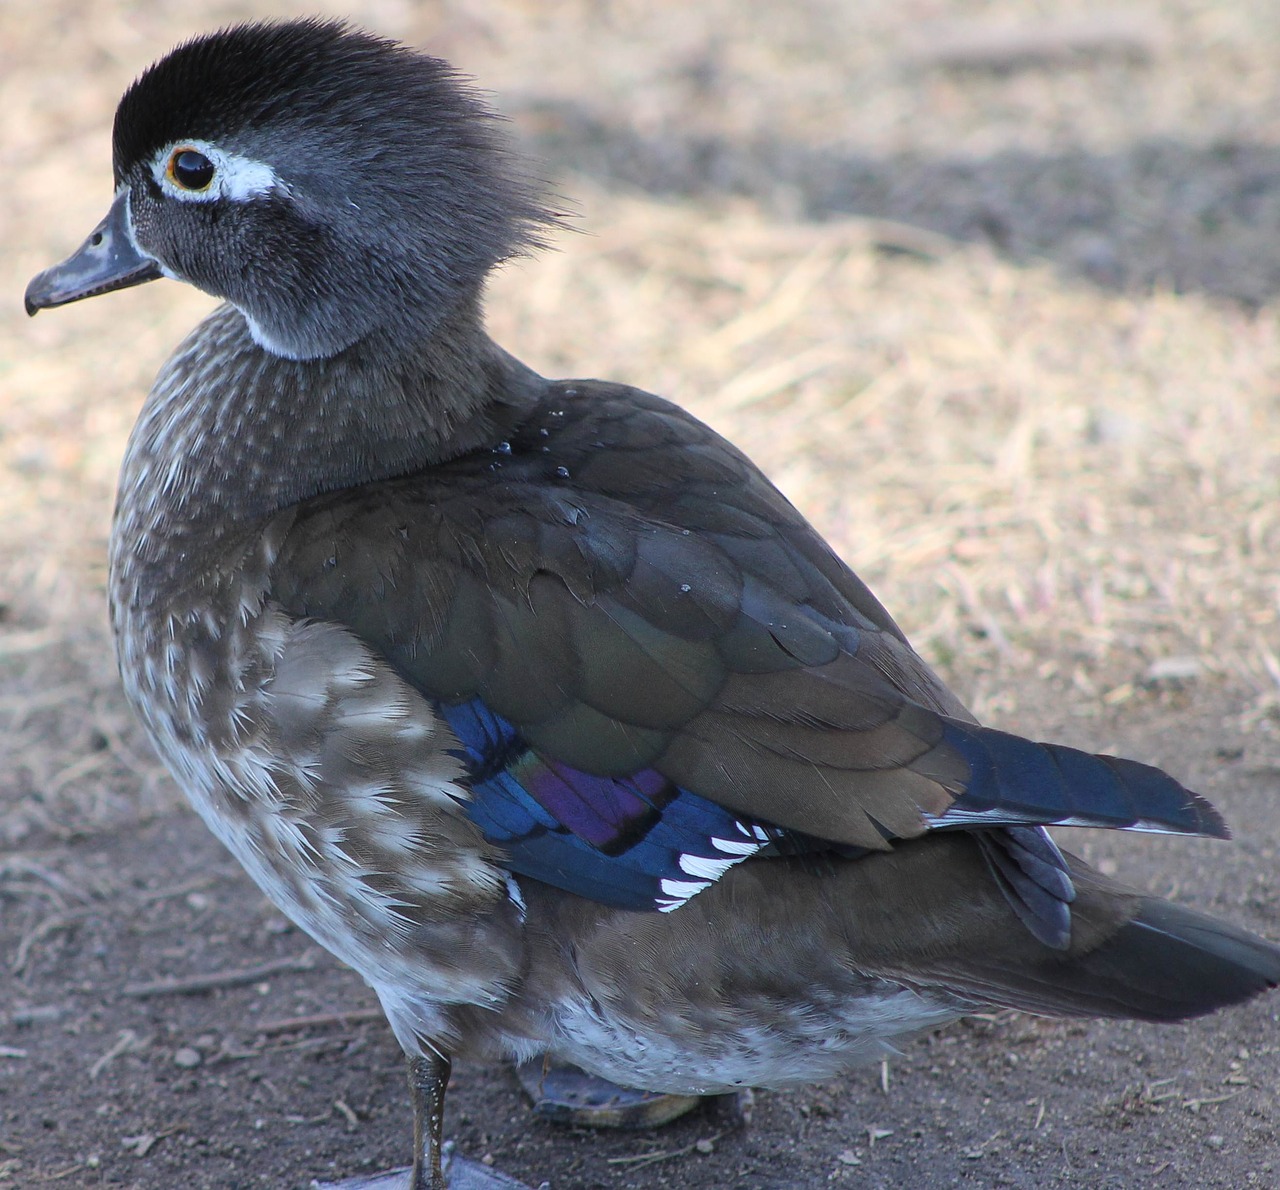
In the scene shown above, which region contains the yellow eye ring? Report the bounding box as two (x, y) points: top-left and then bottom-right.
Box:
(167, 147), (216, 191)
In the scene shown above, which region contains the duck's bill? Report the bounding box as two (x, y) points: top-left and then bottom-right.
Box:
(25, 190), (162, 315)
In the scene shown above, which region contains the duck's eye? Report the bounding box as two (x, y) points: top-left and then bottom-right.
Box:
(168, 148), (216, 192)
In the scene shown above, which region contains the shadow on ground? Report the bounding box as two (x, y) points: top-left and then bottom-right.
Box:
(516, 101), (1280, 307)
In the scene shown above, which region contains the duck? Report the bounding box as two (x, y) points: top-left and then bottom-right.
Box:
(24, 18), (1280, 1190)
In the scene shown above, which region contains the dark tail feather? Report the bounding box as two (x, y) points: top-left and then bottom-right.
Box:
(935, 722), (1228, 839)
(914, 846), (1280, 1021)
(974, 826), (1075, 950)
(1063, 896), (1280, 1021)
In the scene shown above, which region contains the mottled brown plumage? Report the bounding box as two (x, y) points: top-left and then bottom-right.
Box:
(26, 18), (1280, 1190)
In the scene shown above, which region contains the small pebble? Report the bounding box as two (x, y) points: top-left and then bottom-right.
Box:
(11, 1005), (63, 1026)
(694, 1138), (715, 1154)
(1144, 655), (1202, 685)
(1206, 1135), (1225, 1150)
(173, 1047), (202, 1069)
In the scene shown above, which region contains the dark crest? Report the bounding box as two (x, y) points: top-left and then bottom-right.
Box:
(113, 18), (557, 261)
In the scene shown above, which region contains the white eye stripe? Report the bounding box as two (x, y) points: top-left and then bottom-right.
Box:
(151, 139), (285, 204)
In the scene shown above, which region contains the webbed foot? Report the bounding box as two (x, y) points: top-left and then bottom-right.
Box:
(313, 1142), (544, 1189)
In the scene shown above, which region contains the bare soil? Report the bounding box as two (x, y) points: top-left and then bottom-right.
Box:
(3, 2), (1280, 1188)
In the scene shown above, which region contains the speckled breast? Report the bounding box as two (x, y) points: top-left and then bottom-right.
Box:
(108, 507), (524, 1050)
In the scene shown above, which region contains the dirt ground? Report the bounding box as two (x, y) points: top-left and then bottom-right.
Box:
(3, 1), (1280, 1187)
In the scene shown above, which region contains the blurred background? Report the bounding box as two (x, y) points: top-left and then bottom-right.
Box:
(3, 2), (1280, 1186)
(3, 0), (1278, 842)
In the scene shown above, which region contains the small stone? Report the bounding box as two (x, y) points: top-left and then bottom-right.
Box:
(694, 1138), (715, 1154)
(837, 1149), (861, 1166)
(1206, 1135), (1225, 1150)
(11, 1005), (63, 1026)
(1086, 406), (1138, 445)
(173, 1047), (202, 1069)
(1144, 655), (1202, 685)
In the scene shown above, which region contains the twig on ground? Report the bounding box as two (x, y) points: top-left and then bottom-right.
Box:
(0, 857), (92, 904)
(12, 908), (95, 975)
(89, 1029), (144, 1080)
(256, 1008), (384, 1035)
(122, 954), (321, 998)
(1184, 1091), (1245, 1112)
(132, 875), (220, 905)
(606, 1132), (724, 1170)
(120, 1124), (185, 1158)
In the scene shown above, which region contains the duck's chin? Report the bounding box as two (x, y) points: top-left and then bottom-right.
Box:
(240, 308), (359, 361)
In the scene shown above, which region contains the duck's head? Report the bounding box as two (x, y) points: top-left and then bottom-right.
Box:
(25, 19), (555, 360)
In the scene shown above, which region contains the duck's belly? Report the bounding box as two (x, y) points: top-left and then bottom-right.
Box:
(543, 987), (965, 1094)
(492, 870), (977, 1095)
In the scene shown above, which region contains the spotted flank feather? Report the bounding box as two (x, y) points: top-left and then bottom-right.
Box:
(439, 698), (771, 911)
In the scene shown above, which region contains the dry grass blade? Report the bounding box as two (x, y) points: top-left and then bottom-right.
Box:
(12, 907), (95, 975)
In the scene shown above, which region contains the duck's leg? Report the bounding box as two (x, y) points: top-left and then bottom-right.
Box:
(315, 1047), (540, 1190)
(408, 1049), (451, 1190)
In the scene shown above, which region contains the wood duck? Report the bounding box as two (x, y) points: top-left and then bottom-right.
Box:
(25, 19), (1280, 1190)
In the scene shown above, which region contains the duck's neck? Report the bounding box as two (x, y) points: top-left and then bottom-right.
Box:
(110, 298), (543, 595)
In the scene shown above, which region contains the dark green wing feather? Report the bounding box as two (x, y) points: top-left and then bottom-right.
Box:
(268, 381), (975, 848)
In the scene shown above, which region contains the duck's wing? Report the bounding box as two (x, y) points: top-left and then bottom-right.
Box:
(267, 383), (1224, 932)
